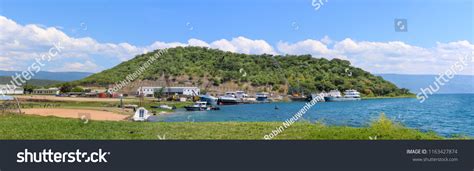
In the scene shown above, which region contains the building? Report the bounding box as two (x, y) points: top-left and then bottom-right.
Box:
(0, 84), (24, 95)
(32, 88), (60, 95)
(137, 87), (200, 97)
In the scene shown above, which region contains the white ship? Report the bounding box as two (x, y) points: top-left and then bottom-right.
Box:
(324, 89), (361, 102)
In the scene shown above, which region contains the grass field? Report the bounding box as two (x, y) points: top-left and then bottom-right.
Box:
(0, 113), (444, 140)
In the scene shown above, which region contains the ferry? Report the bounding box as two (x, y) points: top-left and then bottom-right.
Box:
(324, 89), (361, 102)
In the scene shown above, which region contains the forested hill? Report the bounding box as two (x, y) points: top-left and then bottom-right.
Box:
(74, 46), (410, 96)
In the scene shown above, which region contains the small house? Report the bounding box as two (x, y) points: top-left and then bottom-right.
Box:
(0, 85), (24, 95)
(32, 88), (60, 95)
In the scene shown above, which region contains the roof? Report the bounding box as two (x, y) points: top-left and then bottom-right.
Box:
(33, 88), (60, 91)
(0, 85), (24, 90)
(140, 86), (199, 89)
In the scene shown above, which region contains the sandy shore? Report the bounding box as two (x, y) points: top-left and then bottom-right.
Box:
(15, 95), (135, 102)
(22, 108), (130, 121)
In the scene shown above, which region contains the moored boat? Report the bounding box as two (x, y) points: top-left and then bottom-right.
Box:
(256, 92), (269, 102)
(218, 92), (240, 105)
(184, 101), (213, 111)
(199, 94), (218, 106)
(324, 89), (361, 102)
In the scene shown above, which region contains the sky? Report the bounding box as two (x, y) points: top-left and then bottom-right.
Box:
(0, 0), (473, 75)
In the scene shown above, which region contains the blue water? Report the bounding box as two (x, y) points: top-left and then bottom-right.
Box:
(155, 94), (474, 137)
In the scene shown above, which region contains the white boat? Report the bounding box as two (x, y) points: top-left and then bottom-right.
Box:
(159, 104), (173, 110)
(184, 101), (220, 111)
(256, 92), (269, 101)
(199, 95), (218, 106)
(324, 89), (361, 102)
(184, 101), (210, 111)
(133, 107), (151, 121)
(343, 89), (361, 99)
(235, 91), (248, 99)
(218, 92), (240, 105)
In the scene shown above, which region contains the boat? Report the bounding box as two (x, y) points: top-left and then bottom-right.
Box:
(256, 92), (269, 102)
(150, 104), (175, 110)
(199, 95), (218, 106)
(235, 91), (248, 99)
(289, 94), (308, 101)
(132, 107), (151, 121)
(184, 101), (211, 111)
(324, 89), (361, 102)
(218, 92), (240, 105)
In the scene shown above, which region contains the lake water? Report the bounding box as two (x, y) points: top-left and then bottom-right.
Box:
(154, 94), (474, 137)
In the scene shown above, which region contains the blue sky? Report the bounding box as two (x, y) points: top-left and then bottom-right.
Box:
(2, 0), (472, 46)
(0, 0), (473, 74)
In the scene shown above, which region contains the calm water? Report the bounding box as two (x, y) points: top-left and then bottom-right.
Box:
(154, 94), (474, 137)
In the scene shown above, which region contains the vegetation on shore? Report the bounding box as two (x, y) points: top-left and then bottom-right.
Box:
(0, 114), (442, 140)
(72, 46), (411, 97)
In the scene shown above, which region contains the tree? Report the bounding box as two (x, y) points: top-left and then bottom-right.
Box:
(23, 82), (37, 94)
(70, 46), (412, 97)
(154, 87), (165, 98)
(71, 87), (85, 92)
(59, 83), (74, 93)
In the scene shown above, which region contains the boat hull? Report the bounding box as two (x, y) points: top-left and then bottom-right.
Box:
(289, 97), (307, 102)
(184, 106), (206, 111)
(256, 97), (268, 102)
(217, 98), (240, 105)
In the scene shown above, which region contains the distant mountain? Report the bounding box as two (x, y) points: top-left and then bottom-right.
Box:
(378, 74), (474, 94)
(0, 76), (63, 87)
(0, 70), (93, 82)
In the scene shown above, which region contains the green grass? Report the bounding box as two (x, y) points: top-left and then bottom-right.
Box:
(0, 113), (444, 140)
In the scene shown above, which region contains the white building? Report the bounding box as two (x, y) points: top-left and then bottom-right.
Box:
(32, 88), (60, 95)
(137, 87), (200, 97)
(0, 84), (24, 95)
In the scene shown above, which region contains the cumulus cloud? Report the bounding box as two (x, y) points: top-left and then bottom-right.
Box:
(0, 16), (278, 72)
(277, 38), (474, 75)
(1, 15), (473, 75)
(210, 37), (277, 55)
(56, 60), (100, 72)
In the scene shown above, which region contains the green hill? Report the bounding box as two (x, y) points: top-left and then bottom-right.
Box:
(74, 46), (410, 97)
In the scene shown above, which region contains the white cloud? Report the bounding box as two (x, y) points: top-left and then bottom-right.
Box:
(56, 60), (100, 72)
(209, 36), (277, 55)
(277, 38), (474, 75)
(1, 16), (473, 75)
(277, 39), (333, 57)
